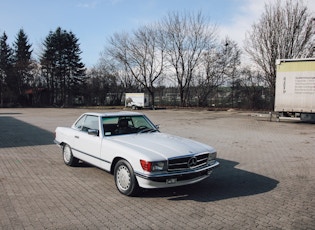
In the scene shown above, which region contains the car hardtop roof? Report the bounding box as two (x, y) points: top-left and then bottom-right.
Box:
(84, 111), (143, 117)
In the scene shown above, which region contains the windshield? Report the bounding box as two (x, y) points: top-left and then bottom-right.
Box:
(102, 115), (158, 136)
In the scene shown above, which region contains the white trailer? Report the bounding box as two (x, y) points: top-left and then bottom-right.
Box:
(125, 93), (150, 109)
(275, 58), (315, 122)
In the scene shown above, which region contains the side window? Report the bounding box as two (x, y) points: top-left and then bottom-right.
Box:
(82, 115), (99, 132)
(102, 117), (118, 136)
(74, 115), (86, 130)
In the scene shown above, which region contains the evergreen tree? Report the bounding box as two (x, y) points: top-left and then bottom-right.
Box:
(13, 29), (33, 97)
(40, 27), (86, 106)
(0, 32), (13, 106)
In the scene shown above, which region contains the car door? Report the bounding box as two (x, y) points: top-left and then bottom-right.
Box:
(72, 115), (102, 167)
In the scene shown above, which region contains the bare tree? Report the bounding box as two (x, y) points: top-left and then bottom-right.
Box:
(239, 67), (267, 110)
(85, 64), (120, 106)
(107, 24), (166, 108)
(193, 37), (240, 107)
(161, 11), (217, 106)
(99, 53), (139, 92)
(225, 39), (241, 108)
(91, 57), (141, 105)
(244, 0), (314, 104)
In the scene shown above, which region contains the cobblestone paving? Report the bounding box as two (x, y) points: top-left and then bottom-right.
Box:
(0, 108), (314, 229)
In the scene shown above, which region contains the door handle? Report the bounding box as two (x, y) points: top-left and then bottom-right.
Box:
(75, 136), (79, 139)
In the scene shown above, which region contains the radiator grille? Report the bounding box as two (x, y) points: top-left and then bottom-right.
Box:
(168, 153), (209, 171)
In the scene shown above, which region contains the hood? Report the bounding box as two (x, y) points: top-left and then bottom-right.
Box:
(107, 132), (215, 160)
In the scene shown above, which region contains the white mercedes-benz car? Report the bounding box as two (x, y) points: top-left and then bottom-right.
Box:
(54, 111), (219, 196)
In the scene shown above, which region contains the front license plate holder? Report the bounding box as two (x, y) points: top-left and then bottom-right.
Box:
(166, 178), (177, 184)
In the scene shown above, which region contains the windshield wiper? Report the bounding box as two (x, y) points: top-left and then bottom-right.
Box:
(138, 127), (157, 133)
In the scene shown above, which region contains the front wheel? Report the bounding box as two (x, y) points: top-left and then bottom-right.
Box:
(114, 159), (139, 196)
(63, 144), (79, 166)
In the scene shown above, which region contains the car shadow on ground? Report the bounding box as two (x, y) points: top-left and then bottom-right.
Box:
(0, 116), (54, 148)
(140, 158), (279, 202)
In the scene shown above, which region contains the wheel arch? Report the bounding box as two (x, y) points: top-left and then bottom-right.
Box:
(110, 157), (124, 174)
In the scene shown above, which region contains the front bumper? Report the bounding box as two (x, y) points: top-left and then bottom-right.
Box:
(135, 160), (219, 189)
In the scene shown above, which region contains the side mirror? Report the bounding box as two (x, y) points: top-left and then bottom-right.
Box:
(88, 129), (99, 136)
(155, 124), (160, 130)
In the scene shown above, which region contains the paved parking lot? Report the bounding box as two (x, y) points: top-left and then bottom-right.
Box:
(0, 108), (314, 229)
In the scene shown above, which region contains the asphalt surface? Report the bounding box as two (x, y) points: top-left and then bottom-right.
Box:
(0, 108), (314, 229)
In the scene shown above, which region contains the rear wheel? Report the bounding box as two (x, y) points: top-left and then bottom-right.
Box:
(114, 159), (139, 196)
(63, 144), (79, 166)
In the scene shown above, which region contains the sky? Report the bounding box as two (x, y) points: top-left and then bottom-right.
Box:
(1, 0), (315, 68)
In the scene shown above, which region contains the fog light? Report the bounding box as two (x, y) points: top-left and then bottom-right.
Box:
(166, 178), (177, 184)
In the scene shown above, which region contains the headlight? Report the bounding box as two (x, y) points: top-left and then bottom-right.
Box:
(152, 161), (166, 171)
(140, 160), (167, 172)
(208, 152), (217, 162)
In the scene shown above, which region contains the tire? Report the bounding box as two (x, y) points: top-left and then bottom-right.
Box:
(114, 159), (139, 196)
(63, 144), (79, 166)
